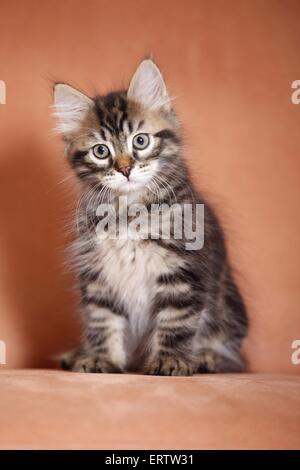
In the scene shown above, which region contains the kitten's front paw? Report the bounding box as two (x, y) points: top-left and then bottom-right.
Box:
(145, 355), (193, 376)
(71, 354), (122, 374)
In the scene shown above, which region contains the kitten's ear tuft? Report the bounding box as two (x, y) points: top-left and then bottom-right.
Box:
(52, 84), (94, 136)
(127, 59), (171, 111)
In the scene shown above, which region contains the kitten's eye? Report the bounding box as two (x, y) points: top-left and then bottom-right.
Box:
(133, 133), (150, 150)
(93, 144), (110, 159)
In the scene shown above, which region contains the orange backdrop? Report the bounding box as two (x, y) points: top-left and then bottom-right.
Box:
(0, 0), (299, 373)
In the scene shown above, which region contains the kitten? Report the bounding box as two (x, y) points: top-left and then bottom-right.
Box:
(53, 59), (248, 375)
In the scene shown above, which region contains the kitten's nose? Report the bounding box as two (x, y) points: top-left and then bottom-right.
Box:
(117, 166), (131, 179)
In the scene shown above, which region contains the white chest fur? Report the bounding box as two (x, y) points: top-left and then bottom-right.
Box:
(96, 237), (181, 352)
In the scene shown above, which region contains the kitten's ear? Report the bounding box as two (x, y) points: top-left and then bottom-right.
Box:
(52, 84), (94, 136)
(127, 59), (171, 111)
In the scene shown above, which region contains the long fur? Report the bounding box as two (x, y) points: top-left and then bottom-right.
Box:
(54, 60), (248, 375)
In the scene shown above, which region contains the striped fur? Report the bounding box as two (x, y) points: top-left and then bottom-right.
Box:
(54, 59), (248, 375)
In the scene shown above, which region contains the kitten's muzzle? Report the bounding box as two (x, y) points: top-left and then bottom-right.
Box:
(116, 166), (131, 179)
(115, 155), (134, 179)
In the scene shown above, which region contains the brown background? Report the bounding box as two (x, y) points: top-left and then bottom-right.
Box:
(0, 0), (299, 373)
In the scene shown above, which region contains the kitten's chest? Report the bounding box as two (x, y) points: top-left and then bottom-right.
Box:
(97, 238), (165, 337)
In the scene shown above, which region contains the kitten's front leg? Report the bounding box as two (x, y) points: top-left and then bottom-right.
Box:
(144, 313), (197, 376)
(144, 272), (201, 376)
(63, 297), (128, 373)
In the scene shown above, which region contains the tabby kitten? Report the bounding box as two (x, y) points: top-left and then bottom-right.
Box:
(53, 59), (248, 375)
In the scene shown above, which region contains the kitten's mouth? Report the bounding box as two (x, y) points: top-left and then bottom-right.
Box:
(117, 177), (146, 194)
(104, 168), (153, 194)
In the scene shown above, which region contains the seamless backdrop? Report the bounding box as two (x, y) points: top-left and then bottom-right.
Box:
(0, 0), (299, 373)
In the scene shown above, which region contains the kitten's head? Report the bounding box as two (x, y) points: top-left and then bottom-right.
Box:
(53, 59), (182, 196)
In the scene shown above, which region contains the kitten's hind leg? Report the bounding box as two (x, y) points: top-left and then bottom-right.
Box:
(195, 345), (246, 373)
(60, 348), (82, 371)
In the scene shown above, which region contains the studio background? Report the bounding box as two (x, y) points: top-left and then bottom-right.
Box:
(0, 0), (299, 374)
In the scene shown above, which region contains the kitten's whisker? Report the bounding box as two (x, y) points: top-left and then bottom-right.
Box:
(45, 174), (75, 194)
(149, 178), (162, 204)
(155, 174), (177, 204)
(152, 175), (172, 205)
(77, 182), (103, 233)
